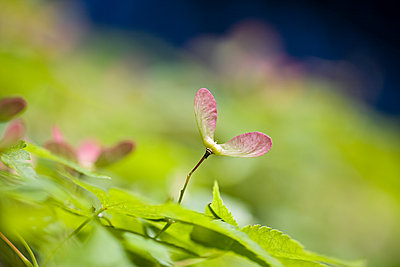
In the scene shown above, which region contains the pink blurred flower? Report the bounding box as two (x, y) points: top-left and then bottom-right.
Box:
(45, 126), (134, 169)
(77, 140), (102, 168)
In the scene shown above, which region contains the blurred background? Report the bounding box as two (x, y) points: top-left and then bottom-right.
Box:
(0, 0), (399, 266)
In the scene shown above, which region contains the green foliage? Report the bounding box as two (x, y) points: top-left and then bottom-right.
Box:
(1, 141), (38, 180)
(206, 181), (239, 227)
(25, 143), (110, 180)
(0, 142), (362, 266)
(2, 2), (400, 265)
(242, 225), (364, 267)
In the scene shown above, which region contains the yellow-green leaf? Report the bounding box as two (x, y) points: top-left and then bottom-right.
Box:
(206, 181), (239, 228)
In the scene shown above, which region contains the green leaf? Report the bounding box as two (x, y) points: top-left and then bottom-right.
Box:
(206, 180), (239, 227)
(0, 141), (39, 179)
(52, 171), (104, 211)
(101, 189), (283, 267)
(241, 225), (365, 267)
(25, 143), (110, 179)
(123, 232), (173, 267)
(191, 225), (273, 267)
(32, 172), (361, 267)
(140, 218), (213, 258)
(0, 170), (23, 187)
(0, 143), (100, 211)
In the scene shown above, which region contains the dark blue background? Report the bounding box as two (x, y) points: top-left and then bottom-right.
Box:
(78, 0), (399, 117)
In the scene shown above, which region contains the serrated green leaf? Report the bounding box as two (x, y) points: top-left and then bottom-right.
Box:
(100, 189), (283, 267)
(79, 186), (208, 258)
(206, 181), (238, 227)
(25, 143), (110, 180)
(53, 181), (361, 267)
(191, 225), (275, 267)
(241, 225), (365, 267)
(0, 141), (39, 179)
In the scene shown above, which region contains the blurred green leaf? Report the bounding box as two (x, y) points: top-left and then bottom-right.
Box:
(123, 232), (173, 267)
(0, 141), (38, 179)
(25, 143), (110, 179)
(93, 188), (283, 267)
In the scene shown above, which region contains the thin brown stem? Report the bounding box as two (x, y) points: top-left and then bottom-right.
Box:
(154, 149), (212, 239)
(178, 148), (212, 204)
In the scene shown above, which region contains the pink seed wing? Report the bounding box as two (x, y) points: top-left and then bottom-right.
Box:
(46, 126), (77, 161)
(0, 97), (27, 122)
(44, 141), (78, 162)
(194, 88), (217, 141)
(220, 132), (272, 157)
(95, 140), (134, 168)
(77, 140), (102, 167)
(52, 126), (64, 142)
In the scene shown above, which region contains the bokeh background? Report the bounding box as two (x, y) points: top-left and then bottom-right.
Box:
(1, 0), (399, 266)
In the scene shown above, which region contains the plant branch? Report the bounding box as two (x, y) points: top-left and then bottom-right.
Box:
(178, 148), (212, 204)
(0, 231), (33, 267)
(155, 149), (212, 239)
(17, 233), (39, 267)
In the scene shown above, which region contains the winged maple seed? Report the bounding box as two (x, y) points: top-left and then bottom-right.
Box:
(44, 126), (134, 169)
(180, 88), (272, 202)
(195, 88), (272, 157)
(156, 88), (272, 238)
(0, 97), (27, 122)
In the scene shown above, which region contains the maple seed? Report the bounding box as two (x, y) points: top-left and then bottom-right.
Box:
(195, 88), (272, 157)
(0, 97), (27, 122)
(156, 88), (272, 238)
(181, 88), (272, 204)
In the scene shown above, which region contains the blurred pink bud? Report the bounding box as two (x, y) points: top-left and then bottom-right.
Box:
(0, 120), (26, 150)
(194, 88), (272, 157)
(0, 97), (27, 122)
(95, 140), (135, 168)
(77, 140), (102, 168)
(44, 141), (78, 162)
(44, 126), (78, 162)
(45, 126), (134, 169)
(52, 126), (64, 142)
